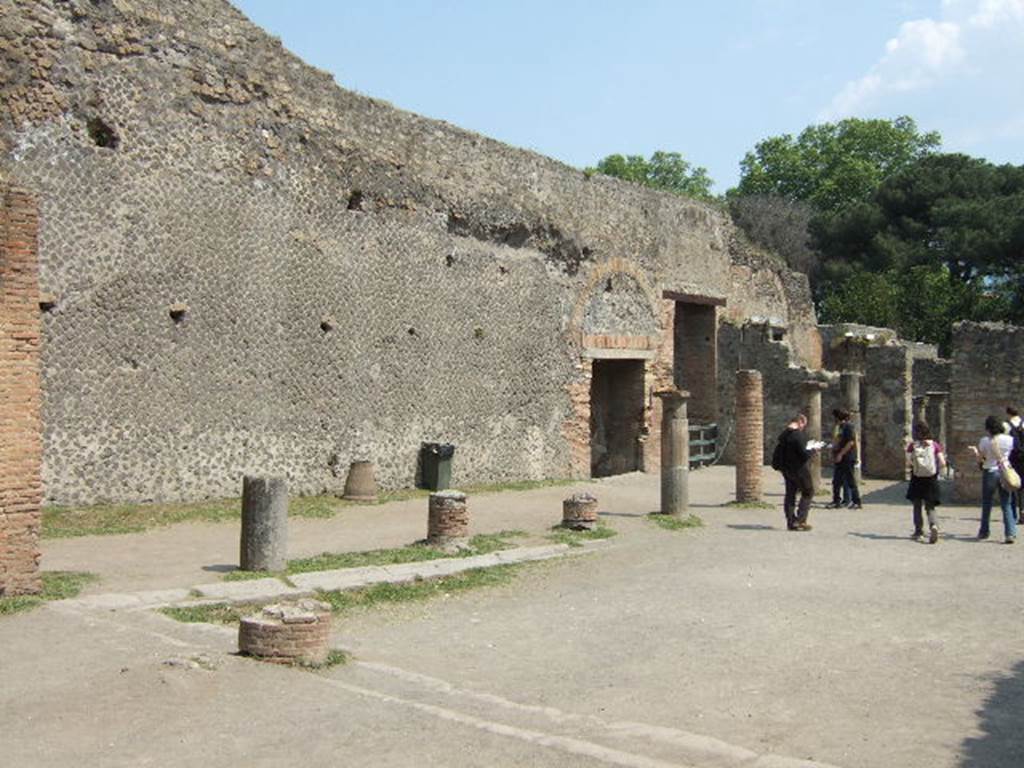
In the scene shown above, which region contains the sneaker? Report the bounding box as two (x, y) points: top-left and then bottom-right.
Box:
(794, 522), (813, 531)
(978, 532), (990, 540)
(911, 530), (924, 540)
(929, 526), (939, 545)
(849, 503), (863, 510)
(1006, 536), (1016, 544)
(824, 502), (842, 509)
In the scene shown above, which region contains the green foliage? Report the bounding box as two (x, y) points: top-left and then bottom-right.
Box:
(735, 116), (940, 214)
(588, 151), (715, 201)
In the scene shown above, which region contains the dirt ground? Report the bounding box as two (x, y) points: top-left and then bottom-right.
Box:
(3, 467), (1023, 767)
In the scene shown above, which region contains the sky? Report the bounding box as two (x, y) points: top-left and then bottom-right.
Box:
(232, 0), (1024, 193)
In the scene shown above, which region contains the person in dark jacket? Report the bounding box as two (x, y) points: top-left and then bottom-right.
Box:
(827, 408), (862, 509)
(777, 413), (816, 531)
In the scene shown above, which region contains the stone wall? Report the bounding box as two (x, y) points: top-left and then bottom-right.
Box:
(1, 0), (816, 505)
(950, 322), (1024, 502)
(860, 344), (913, 480)
(0, 186), (43, 595)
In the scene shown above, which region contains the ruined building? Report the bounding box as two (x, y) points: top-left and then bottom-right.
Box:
(1, 0), (821, 514)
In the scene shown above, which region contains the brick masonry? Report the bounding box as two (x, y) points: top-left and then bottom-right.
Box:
(0, 185), (43, 596)
(427, 491), (469, 543)
(950, 322), (1024, 502)
(237, 601), (332, 665)
(734, 370), (763, 502)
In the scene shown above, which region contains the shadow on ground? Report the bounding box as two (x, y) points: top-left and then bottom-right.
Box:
(959, 659), (1024, 767)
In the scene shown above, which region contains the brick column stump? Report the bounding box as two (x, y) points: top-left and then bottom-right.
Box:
(428, 490), (469, 545)
(562, 493), (598, 530)
(238, 600), (332, 665)
(654, 388), (690, 515)
(240, 475), (288, 572)
(735, 370), (764, 502)
(802, 380), (828, 495)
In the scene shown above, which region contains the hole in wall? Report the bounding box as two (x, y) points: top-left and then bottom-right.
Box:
(407, 327), (418, 337)
(86, 117), (119, 149)
(347, 190), (364, 211)
(320, 316), (336, 333)
(445, 253), (455, 267)
(604, 278), (614, 293)
(168, 303), (188, 324)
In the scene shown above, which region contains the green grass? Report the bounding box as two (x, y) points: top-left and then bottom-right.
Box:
(159, 603), (247, 624)
(546, 523), (617, 547)
(0, 571), (99, 616)
(224, 530), (530, 581)
(42, 478), (575, 539)
(723, 500), (774, 510)
(315, 565), (521, 615)
(647, 513), (704, 530)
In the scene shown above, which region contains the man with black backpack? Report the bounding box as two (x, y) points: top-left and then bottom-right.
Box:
(1006, 406), (1024, 524)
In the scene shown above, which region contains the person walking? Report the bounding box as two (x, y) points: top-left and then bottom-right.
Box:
(906, 421), (945, 544)
(827, 408), (862, 509)
(1005, 406), (1024, 524)
(968, 415), (1017, 544)
(775, 413), (817, 531)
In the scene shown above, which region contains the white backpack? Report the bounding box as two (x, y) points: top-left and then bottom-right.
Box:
(911, 440), (937, 477)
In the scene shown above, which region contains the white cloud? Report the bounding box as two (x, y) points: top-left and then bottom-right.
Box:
(820, 19), (963, 119)
(969, 0), (1024, 28)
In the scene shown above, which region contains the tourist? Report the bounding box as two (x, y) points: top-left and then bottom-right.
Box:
(1005, 406), (1024, 524)
(906, 421), (945, 544)
(774, 413), (817, 531)
(968, 415), (1017, 543)
(827, 408), (862, 510)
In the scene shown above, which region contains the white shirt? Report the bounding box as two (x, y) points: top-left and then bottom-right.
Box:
(979, 434), (1014, 470)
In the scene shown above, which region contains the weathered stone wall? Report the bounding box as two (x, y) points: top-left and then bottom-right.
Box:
(0, 186), (43, 595)
(950, 322), (1024, 502)
(717, 321), (827, 464)
(912, 358), (951, 398)
(1, 0), (816, 505)
(860, 345), (913, 480)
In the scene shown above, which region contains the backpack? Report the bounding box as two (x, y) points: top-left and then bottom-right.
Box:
(911, 440), (937, 477)
(770, 435), (785, 471)
(1010, 422), (1024, 472)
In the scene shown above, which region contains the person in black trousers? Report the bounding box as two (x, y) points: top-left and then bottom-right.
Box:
(827, 408), (862, 509)
(777, 413), (817, 531)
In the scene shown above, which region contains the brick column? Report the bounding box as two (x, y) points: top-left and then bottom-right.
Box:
(840, 371), (863, 484)
(654, 388), (689, 515)
(802, 380), (827, 495)
(0, 186), (43, 596)
(734, 370), (763, 502)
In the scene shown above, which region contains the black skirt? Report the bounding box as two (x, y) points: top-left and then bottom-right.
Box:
(906, 474), (941, 505)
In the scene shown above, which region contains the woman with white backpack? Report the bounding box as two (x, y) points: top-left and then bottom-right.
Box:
(906, 421), (946, 544)
(968, 415), (1018, 544)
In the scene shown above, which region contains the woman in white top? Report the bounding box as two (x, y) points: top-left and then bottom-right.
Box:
(969, 415), (1017, 543)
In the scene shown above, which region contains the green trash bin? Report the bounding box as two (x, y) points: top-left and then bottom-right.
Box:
(421, 442), (455, 491)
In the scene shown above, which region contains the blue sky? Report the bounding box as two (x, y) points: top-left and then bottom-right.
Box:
(232, 0), (1024, 192)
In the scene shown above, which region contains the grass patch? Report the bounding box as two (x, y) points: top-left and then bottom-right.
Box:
(546, 523), (617, 547)
(316, 565), (521, 615)
(0, 571), (99, 616)
(647, 513), (704, 531)
(42, 477), (575, 539)
(227, 530), (530, 580)
(160, 603), (247, 624)
(723, 500), (774, 510)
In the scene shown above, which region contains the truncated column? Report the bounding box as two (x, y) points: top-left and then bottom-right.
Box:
(240, 475), (288, 572)
(0, 187), (43, 597)
(428, 490), (469, 545)
(654, 388), (689, 515)
(735, 370), (763, 503)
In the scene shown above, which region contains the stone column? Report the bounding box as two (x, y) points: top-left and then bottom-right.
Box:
(735, 370), (763, 502)
(654, 388), (690, 515)
(927, 391), (949, 450)
(912, 395), (929, 425)
(840, 371), (863, 483)
(240, 475), (288, 572)
(802, 380), (828, 495)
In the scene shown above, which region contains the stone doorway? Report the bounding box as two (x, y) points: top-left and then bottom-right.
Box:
(590, 359), (645, 477)
(672, 300), (719, 424)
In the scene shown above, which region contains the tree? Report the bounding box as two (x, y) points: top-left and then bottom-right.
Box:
(589, 151), (715, 202)
(733, 116), (941, 214)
